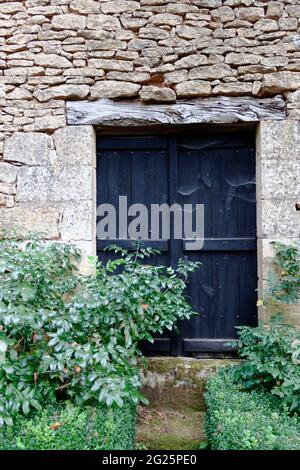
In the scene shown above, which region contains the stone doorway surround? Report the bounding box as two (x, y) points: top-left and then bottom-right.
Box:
(1, 98), (299, 324)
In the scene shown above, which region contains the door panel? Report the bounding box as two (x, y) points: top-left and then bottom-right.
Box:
(96, 131), (257, 355)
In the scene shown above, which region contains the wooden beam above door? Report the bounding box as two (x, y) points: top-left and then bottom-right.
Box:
(67, 95), (286, 127)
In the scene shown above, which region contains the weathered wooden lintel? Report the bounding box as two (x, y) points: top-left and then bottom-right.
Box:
(66, 95), (286, 127)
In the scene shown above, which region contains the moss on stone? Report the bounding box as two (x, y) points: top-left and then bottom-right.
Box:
(141, 357), (239, 409)
(136, 404), (206, 451)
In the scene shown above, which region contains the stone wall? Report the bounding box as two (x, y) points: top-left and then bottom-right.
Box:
(0, 0), (299, 150)
(0, 0), (299, 317)
(257, 119), (300, 323)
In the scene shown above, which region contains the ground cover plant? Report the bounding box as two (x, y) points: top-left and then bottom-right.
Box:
(205, 242), (300, 450)
(205, 369), (300, 450)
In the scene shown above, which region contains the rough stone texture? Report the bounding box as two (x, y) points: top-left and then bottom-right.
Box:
(0, 1), (298, 147)
(91, 81), (140, 99)
(257, 121), (300, 325)
(0, 1), (298, 327)
(53, 126), (96, 166)
(175, 80), (211, 98)
(0, 206), (59, 239)
(139, 86), (176, 102)
(60, 200), (94, 241)
(4, 133), (51, 166)
(33, 85), (90, 103)
(17, 166), (93, 203)
(141, 357), (238, 409)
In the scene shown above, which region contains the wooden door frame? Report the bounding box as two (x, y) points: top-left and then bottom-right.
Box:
(96, 130), (258, 356)
(66, 97), (289, 339)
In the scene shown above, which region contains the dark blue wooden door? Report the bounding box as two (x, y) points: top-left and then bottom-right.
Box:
(96, 131), (257, 355)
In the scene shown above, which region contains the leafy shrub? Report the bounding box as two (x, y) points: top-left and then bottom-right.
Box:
(230, 242), (300, 414)
(0, 401), (136, 450)
(205, 369), (300, 450)
(232, 318), (300, 413)
(267, 242), (300, 305)
(0, 238), (200, 426)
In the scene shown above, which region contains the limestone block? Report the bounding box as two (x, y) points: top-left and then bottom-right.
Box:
(164, 69), (188, 85)
(128, 39), (157, 51)
(52, 14), (86, 31)
(212, 82), (253, 96)
(258, 121), (300, 160)
(261, 56), (289, 67)
(263, 72), (300, 93)
(70, 0), (100, 14)
(17, 166), (93, 203)
(287, 90), (300, 103)
(175, 80), (211, 98)
(60, 200), (94, 241)
(225, 53), (260, 66)
(0, 162), (18, 184)
(33, 85), (89, 102)
(106, 72), (150, 84)
(0, 183), (16, 195)
(286, 5), (300, 18)
(90, 81), (140, 99)
(54, 126), (96, 166)
(87, 39), (126, 51)
(4, 132), (51, 166)
(175, 25), (211, 39)
(260, 160), (300, 199)
(87, 14), (121, 31)
(260, 200), (300, 238)
(279, 18), (298, 31)
(166, 3), (198, 15)
(189, 64), (236, 80)
(0, 2), (25, 14)
(88, 59), (133, 72)
(101, 1), (140, 14)
(26, 6), (61, 16)
(6, 88), (32, 100)
(5, 196), (15, 209)
(122, 18), (148, 30)
(266, 2), (284, 19)
(175, 54), (208, 69)
(34, 115), (66, 132)
(35, 54), (73, 68)
(139, 86), (176, 103)
(211, 6), (235, 23)
(149, 14), (183, 27)
(237, 7), (264, 22)
(0, 207), (59, 239)
(196, 0), (222, 7)
(254, 19), (279, 32)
